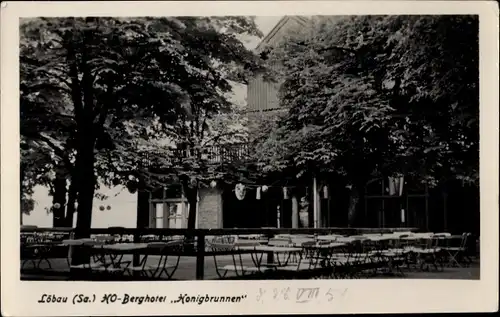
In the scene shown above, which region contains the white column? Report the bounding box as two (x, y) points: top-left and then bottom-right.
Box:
(276, 205), (281, 228)
(195, 191), (200, 229)
(291, 195), (298, 228)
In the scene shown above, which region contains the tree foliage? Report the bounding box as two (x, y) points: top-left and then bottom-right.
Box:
(253, 15), (478, 224)
(20, 17), (264, 232)
(257, 15), (478, 185)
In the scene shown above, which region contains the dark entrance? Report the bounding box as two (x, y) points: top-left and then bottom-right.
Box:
(222, 185), (289, 228)
(364, 177), (429, 230)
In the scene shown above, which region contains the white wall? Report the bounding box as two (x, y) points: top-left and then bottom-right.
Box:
(22, 185), (137, 228)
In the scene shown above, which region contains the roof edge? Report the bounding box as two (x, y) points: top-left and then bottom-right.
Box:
(255, 16), (309, 52)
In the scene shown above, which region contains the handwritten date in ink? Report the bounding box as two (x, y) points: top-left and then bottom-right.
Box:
(256, 287), (347, 304)
(37, 294), (96, 304)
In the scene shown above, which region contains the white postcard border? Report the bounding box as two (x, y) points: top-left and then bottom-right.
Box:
(1, 1), (498, 315)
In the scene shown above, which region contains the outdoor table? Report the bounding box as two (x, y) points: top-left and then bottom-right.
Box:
(92, 243), (148, 270)
(436, 234), (462, 240)
(316, 235), (344, 241)
(61, 238), (103, 246)
(401, 234), (433, 240)
(128, 241), (184, 278)
(237, 245), (303, 269)
(91, 243), (181, 277)
(272, 242), (349, 278)
(301, 242), (347, 267)
(58, 240), (136, 271)
(365, 236), (396, 241)
(237, 234), (265, 240)
(235, 239), (269, 246)
(208, 248), (269, 278)
(336, 236), (365, 243)
(89, 243), (187, 278)
(290, 237), (316, 246)
(88, 242), (264, 280)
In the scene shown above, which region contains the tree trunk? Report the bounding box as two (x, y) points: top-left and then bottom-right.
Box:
(74, 33), (96, 240)
(180, 178), (198, 230)
(71, 137), (96, 266)
(182, 178), (198, 252)
(52, 168), (67, 227)
(74, 143), (95, 238)
(186, 187), (198, 230)
(347, 185), (360, 227)
(64, 180), (77, 227)
(66, 34), (96, 269)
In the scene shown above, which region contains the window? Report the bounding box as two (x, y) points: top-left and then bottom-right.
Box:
(167, 202), (187, 229)
(149, 186), (190, 229)
(155, 203), (164, 228)
(151, 185), (183, 200)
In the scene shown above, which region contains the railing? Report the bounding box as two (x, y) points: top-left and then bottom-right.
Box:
(140, 143), (252, 167)
(21, 227), (419, 280)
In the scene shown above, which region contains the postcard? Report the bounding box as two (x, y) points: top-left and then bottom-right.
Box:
(1, 1), (498, 315)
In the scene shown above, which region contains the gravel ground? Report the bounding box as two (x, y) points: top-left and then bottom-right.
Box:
(21, 255), (480, 280)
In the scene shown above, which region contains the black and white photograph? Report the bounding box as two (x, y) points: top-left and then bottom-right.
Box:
(1, 1), (498, 316)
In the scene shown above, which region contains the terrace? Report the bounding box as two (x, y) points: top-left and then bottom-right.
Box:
(20, 227), (479, 281)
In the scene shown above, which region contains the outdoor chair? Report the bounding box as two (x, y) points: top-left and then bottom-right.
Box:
(329, 242), (360, 279)
(440, 233), (472, 267)
(299, 240), (332, 268)
(411, 235), (443, 272)
(265, 237), (298, 267)
(209, 242), (256, 279)
(63, 240), (108, 280)
(268, 240), (327, 279)
(369, 240), (407, 277)
(21, 242), (54, 271)
(364, 239), (389, 275)
(326, 240), (373, 279)
(125, 240), (183, 279)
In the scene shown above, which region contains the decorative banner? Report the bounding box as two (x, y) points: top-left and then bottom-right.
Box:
(398, 176), (404, 196)
(388, 179), (396, 195)
(235, 183), (246, 200)
(283, 187), (289, 199)
(388, 176), (404, 196)
(261, 185), (269, 193)
(256, 187), (261, 200)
